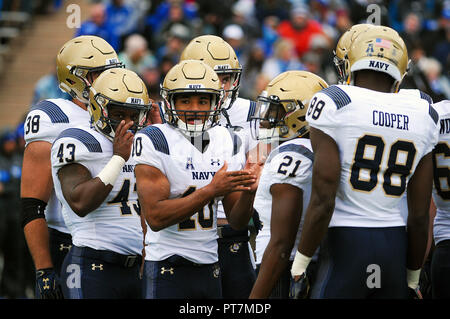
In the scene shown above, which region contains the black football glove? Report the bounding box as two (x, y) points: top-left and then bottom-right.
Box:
(35, 268), (63, 299)
(289, 272), (311, 299)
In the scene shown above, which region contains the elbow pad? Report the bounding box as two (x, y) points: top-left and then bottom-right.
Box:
(21, 197), (47, 228)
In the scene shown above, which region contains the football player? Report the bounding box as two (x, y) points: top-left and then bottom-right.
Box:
(248, 71), (328, 299)
(179, 35), (263, 299)
(51, 68), (151, 298)
(21, 35), (123, 299)
(430, 99), (450, 298)
(290, 26), (439, 298)
(133, 59), (261, 299)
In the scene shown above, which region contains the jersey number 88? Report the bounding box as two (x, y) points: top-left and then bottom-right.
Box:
(350, 134), (416, 196)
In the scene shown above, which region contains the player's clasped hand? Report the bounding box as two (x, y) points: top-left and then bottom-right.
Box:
(209, 161), (257, 196)
(113, 120), (135, 161)
(289, 273), (311, 299)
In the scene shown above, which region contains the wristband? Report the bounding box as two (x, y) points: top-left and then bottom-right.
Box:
(21, 197), (47, 228)
(96, 155), (125, 186)
(291, 251), (312, 278)
(407, 268), (421, 289)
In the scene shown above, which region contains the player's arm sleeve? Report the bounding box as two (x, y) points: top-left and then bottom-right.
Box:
(267, 148), (313, 190)
(51, 129), (101, 175)
(24, 100), (72, 146)
(24, 109), (59, 146)
(305, 91), (340, 141)
(132, 129), (165, 174)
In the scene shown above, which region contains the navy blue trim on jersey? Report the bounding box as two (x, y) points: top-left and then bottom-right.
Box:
(429, 104), (439, 124)
(320, 86), (351, 110)
(267, 143), (314, 163)
(31, 100), (69, 123)
(247, 100), (257, 122)
(141, 126), (170, 155)
(420, 91), (433, 104)
(227, 129), (242, 155)
(55, 128), (102, 153)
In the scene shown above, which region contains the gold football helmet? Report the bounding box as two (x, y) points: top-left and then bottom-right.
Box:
(180, 35), (242, 110)
(250, 71), (328, 143)
(56, 35), (124, 104)
(334, 23), (375, 84)
(345, 25), (409, 92)
(160, 59), (224, 136)
(89, 68), (151, 141)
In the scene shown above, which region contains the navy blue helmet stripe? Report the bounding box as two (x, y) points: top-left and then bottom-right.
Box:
(267, 143), (314, 163)
(141, 126), (170, 155)
(31, 100), (69, 123)
(55, 128), (102, 152)
(320, 86), (351, 110)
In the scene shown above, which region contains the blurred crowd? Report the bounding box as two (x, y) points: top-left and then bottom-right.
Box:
(0, 0), (448, 298)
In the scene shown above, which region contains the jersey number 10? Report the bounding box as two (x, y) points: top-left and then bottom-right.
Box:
(178, 186), (214, 230)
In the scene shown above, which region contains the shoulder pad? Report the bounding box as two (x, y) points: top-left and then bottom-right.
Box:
(31, 100), (69, 123)
(140, 125), (170, 155)
(55, 128), (102, 153)
(320, 86), (351, 110)
(267, 143), (314, 163)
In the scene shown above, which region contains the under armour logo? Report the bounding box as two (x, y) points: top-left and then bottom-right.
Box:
(229, 243), (241, 253)
(211, 158), (220, 166)
(213, 265), (220, 278)
(91, 264), (104, 270)
(42, 278), (50, 290)
(161, 267), (174, 275)
(59, 244), (72, 251)
(186, 157), (195, 170)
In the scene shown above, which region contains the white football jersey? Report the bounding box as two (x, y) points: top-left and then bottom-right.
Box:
(254, 138), (313, 264)
(133, 123), (246, 264)
(24, 98), (91, 233)
(51, 126), (142, 255)
(398, 89), (434, 105)
(306, 85), (439, 227)
(217, 97), (258, 220)
(397, 90), (433, 223)
(432, 100), (450, 245)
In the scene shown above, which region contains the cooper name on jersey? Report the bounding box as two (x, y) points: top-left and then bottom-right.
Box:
(372, 110), (409, 130)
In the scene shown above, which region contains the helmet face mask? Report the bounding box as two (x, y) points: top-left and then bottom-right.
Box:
(250, 71), (328, 143)
(91, 94), (149, 138)
(217, 70), (241, 110)
(89, 68), (151, 141)
(161, 60), (224, 137)
(334, 24), (375, 84)
(251, 94), (292, 142)
(180, 35), (242, 110)
(57, 36), (124, 104)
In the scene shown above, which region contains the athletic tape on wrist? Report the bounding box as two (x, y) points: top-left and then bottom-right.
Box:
(291, 251), (312, 277)
(407, 268), (421, 289)
(96, 155), (125, 186)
